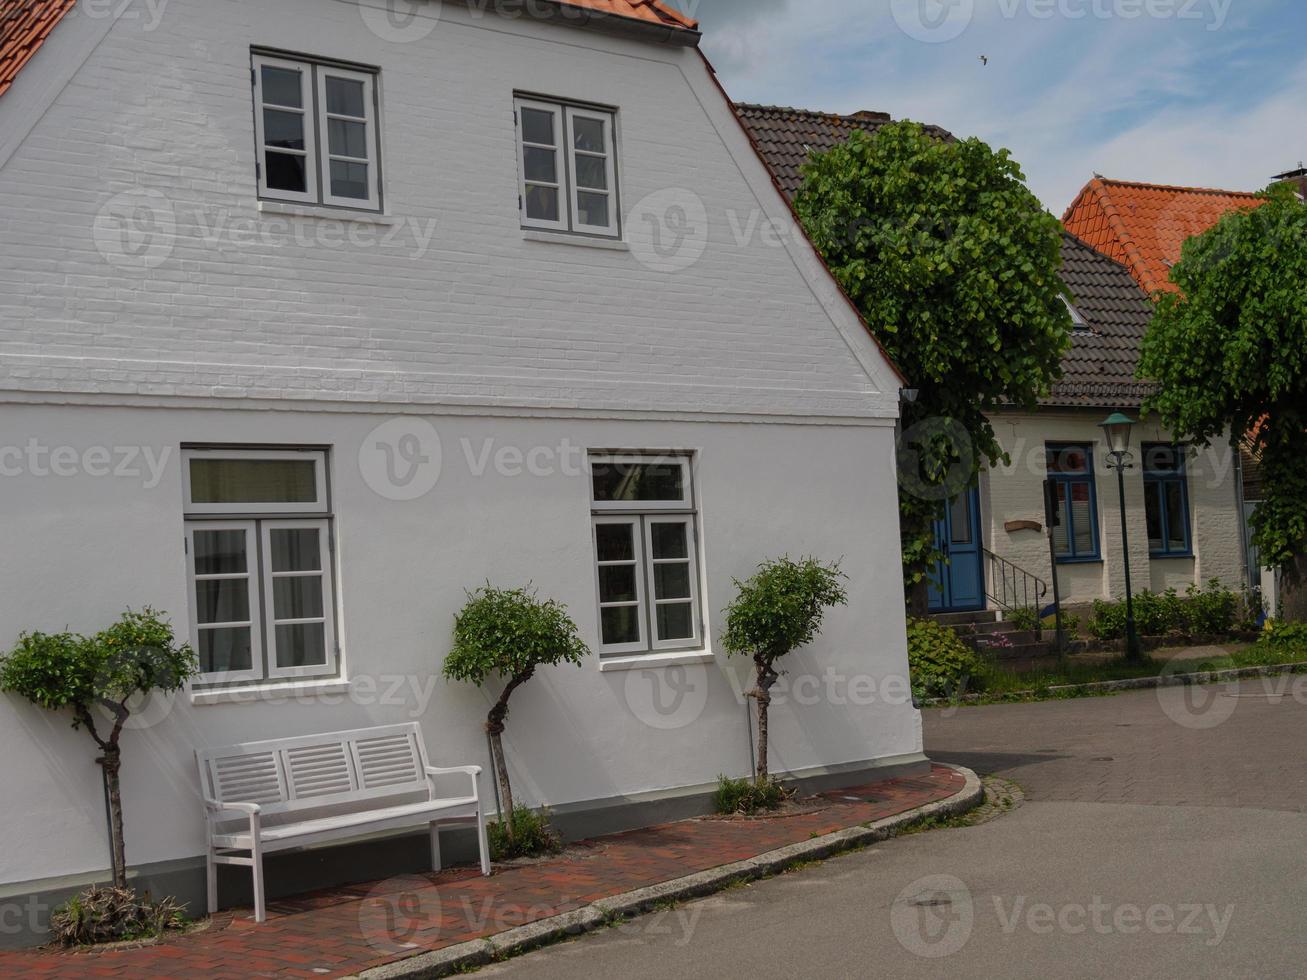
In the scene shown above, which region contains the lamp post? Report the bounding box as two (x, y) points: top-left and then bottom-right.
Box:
(1099, 412), (1143, 663)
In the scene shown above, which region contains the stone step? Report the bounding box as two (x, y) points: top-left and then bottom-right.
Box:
(968, 629), (1041, 649)
(930, 609), (999, 627)
(984, 641), (1054, 662)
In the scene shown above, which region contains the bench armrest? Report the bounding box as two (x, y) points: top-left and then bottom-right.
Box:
(425, 765), (481, 802)
(205, 798), (262, 816)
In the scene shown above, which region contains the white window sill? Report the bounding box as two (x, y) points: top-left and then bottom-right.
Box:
(190, 678), (351, 705)
(257, 200), (397, 226)
(523, 229), (629, 251)
(598, 649), (714, 672)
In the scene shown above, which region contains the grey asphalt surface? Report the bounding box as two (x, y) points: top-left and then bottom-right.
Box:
(474, 679), (1307, 979)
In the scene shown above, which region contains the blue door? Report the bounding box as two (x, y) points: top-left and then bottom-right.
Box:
(927, 487), (984, 612)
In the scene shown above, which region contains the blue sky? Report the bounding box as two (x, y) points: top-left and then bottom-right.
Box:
(676, 0), (1307, 212)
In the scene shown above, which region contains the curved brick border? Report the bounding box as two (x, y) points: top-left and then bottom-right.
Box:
(350, 764), (984, 980)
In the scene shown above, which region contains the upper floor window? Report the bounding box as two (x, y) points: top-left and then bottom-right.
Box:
(252, 52), (381, 211)
(515, 96), (619, 238)
(1046, 443), (1100, 562)
(183, 448), (340, 686)
(1142, 443), (1191, 557)
(589, 454), (700, 656)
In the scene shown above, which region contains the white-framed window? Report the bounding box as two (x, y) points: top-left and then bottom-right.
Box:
(252, 51), (381, 211)
(515, 95), (619, 238)
(183, 449), (340, 685)
(589, 454), (701, 655)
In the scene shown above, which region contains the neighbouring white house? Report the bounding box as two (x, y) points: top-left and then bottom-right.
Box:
(734, 105), (1249, 619)
(0, 0), (924, 943)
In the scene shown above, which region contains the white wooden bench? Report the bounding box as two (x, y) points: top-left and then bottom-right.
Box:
(197, 722), (490, 922)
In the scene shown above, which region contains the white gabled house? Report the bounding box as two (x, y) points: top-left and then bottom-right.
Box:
(0, 0), (923, 942)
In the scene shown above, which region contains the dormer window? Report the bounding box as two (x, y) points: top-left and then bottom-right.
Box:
(251, 52), (382, 211)
(1062, 295), (1090, 332)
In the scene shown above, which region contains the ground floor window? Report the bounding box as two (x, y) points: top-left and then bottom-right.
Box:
(1143, 443), (1192, 557)
(1046, 443), (1100, 562)
(183, 448), (338, 684)
(589, 453), (701, 656)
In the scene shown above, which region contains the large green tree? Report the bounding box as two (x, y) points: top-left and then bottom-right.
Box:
(1138, 187), (1307, 573)
(795, 123), (1071, 608)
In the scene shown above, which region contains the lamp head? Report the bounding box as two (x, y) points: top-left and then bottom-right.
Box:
(1098, 411), (1137, 455)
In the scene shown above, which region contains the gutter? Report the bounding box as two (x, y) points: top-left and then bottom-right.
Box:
(448, 0), (702, 46)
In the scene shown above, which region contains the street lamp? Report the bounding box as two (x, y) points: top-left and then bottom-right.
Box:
(1099, 411), (1143, 662)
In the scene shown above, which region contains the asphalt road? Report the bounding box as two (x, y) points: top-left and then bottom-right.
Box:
(476, 679), (1307, 979)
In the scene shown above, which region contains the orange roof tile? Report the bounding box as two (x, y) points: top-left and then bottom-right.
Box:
(1062, 177), (1266, 295)
(0, 0), (76, 98)
(0, 0), (695, 100)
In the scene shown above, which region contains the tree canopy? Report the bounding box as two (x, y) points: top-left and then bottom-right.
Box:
(794, 122), (1071, 596)
(1138, 187), (1307, 572)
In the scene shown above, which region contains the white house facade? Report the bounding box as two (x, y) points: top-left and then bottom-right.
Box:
(0, 0), (923, 941)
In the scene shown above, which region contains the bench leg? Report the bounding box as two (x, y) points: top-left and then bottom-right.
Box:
(476, 808), (491, 876)
(251, 839), (267, 924)
(430, 823), (441, 873)
(206, 846), (218, 916)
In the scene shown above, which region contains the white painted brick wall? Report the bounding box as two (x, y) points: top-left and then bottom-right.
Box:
(0, 0), (896, 418)
(981, 410), (1245, 607)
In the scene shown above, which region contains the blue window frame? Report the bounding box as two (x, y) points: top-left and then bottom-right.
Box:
(1046, 443), (1100, 562)
(1143, 443), (1192, 557)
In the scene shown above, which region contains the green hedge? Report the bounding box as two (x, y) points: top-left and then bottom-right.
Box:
(907, 617), (988, 700)
(1087, 580), (1242, 640)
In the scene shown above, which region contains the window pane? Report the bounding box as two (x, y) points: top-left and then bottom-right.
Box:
(261, 66), (303, 108)
(949, 494), (973, 545)
(263, 108), (305, 150)
(650, 521), (688, 559)
(199, 627), (253, 673)
(592, 460), (685, 503)
(1145, 483), (1164, 551)
(574, 154), (607, 190)
(274, 576), (325, 620)
(595, 522), (635, 562)
(572, 116), (605, 152)
(329, 159), (369, 200)
(270, 528), (322, 571)
(656, 602), (693, 641)
(1165, 482), (1187, 550)
(1052, 483), (1069, 555)
(600, 606), (640, 645)
(194, 529), (248, 575)
(523, 146), (557, 183)
(195, 579), (250, 624)
(576, 191), (609, 228)
(1071, 483), (1093, 554)
(1047, 446), (1089, 474)
(1144, 445), (1181, 474)
(265, 151), (307, 193)
(189, 458), (318, 505)
(598, 565), (637, 603)
(328, 117), (367, 158)
(524, 184), (559, 221)
(275, 622), (327, 667)
(324, 75), (366, 117)
(521, 107), (555, 146)
(654, 562), (691, 600)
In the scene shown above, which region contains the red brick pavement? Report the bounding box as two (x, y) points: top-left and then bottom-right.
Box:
(2, 764), (963, 979)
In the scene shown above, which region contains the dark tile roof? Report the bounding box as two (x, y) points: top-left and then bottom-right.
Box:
(733, 103), (1156, 408)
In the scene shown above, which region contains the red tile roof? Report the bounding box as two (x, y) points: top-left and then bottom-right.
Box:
(1062, 177), (1266, 295)
(0, 0), (76, 98)
(0, 0), (695, 100)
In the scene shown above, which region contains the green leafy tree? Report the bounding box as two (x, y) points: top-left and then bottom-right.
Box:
(0, 609), (197, 888)
(1139, 187), (1307, 574)
(443, 586), (588, 841)
(721, 557), (848, 782)
(794, 122), (1071, 610)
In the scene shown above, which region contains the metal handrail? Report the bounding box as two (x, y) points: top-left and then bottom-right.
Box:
(983, 548), (1050, 614)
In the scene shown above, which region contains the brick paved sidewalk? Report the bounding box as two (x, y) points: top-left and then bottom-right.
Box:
(2, 764), (964, 979)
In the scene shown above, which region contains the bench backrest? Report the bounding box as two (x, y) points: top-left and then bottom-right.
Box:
(196, 723), (433, 817)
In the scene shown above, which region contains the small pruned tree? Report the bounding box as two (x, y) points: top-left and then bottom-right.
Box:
(1139, 185), (1307, 574)
(721, 557), (848, 783)
(0, 608), (197, 889)
(443, 586), (588, 842)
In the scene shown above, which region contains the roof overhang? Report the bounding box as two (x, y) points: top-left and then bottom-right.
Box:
(446, 0), (701, 46)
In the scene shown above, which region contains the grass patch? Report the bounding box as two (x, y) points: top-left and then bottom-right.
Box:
(713, 774), (791, 814)
(488, 804), (562, 861)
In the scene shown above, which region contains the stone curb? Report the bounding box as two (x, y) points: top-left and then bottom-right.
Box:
(924, 660), (1307, 707)
(349, 764), (983, 979)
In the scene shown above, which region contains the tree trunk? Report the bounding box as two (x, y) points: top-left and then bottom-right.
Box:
(750, 656), (779, 783)
(483, 669), (532, 840)
(97, 745), (127, 889)
(906, 575), (931, 619)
